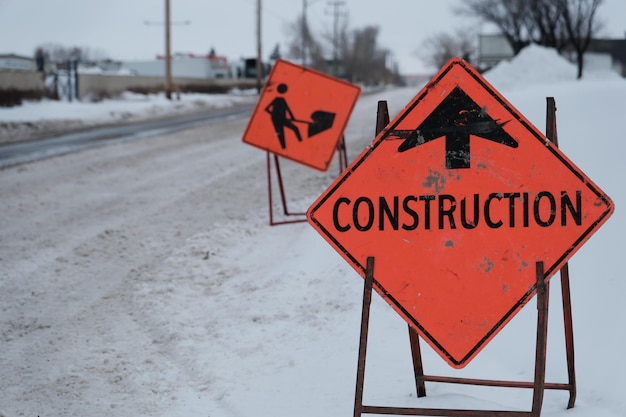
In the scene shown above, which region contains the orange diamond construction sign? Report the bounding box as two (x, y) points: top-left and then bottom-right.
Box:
(307, 58), (614, 369)
(242, 59), (360, 171)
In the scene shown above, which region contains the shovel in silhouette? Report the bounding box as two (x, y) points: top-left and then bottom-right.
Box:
(294, 110), (336, 137)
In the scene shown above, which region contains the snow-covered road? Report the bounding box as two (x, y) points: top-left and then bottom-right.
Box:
(0, 87), (413, 416)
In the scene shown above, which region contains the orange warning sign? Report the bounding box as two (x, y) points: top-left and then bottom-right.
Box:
(307, 58), (614, 368)
(242, 59), (360, 171)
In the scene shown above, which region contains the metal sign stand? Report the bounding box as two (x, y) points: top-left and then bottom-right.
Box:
(545, 97), (577, 409)
(337, 136), (348, 173)
(351, 100), (577, 417)
(266, 137), (348, 226)
(266, 151), (307, 226)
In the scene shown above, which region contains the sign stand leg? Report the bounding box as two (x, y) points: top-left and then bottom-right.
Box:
(546, 96), (577, 408)
(376, 99), (431, 399)
(266, 151), (307, 226)
(408, 326), (427, 398)
(560, 264), (577, 409)
(266, 136), (351, 226)
(531, 262), (549, 416)
(353, 259), (555, 417)
(353, 257), (375, 417)
(337, 135), (348, 174)
(376, 100), (390, 135)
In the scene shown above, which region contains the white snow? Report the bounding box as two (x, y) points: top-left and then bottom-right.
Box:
(0, 91), (258, 123)
(1, 46), (625, 417)
(0, 90), (258, 144)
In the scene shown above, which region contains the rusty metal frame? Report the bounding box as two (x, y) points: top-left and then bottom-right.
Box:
(354, 257), (551, 417)
(545, 97), (577, 409)
(266, 137), (348, 226)
(352, 99), (577, 417)
(266, 151), (307, 226)
(337, 135), (349, 173)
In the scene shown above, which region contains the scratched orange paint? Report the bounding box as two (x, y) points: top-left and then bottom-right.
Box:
(307, 58), (614, 368)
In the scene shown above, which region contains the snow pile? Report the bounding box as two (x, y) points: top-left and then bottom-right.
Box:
(484, 44), (578, 90)
(485, 43), (623, 92)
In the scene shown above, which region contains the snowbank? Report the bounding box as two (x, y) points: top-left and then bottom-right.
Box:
(0, 91), (257, 144)
(485, 44), (578, 90)
(485, 43), (622, 91)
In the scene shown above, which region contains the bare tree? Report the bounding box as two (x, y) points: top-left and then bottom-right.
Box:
(285, 15), (325, 68)
(418, 29), (477, 71)
(35, 43), (110, 67)
(457, 0), (530, 54)
(342, 25), (394, 84)
(317, 13), (350, 75)
(560, 0), (604, 78)
(344, 26), (376, 83)
(527, 0), (568, 51)
(286, 13), (393, 84)
(456, 0), (604, 78)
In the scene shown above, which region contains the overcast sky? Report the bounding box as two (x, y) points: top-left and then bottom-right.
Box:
(1, 0), (625, 74)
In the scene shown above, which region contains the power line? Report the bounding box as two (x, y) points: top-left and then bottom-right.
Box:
(235, 0), (295, 24)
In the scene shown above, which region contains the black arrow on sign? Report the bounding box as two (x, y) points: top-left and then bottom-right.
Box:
(390, 87), (518, 169)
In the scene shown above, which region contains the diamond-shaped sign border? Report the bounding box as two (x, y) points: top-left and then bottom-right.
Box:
(308, 58), (614, 368)
(242, 59), (361, 172)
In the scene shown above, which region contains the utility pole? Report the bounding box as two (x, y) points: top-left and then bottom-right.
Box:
(302, 0), (307, 66)
(256, 0), (263, 94)
(145, 2), (190, 100)
(301, 0), (320, 67)
(327, 1), (345, 77)
(165, 0), (172, 100)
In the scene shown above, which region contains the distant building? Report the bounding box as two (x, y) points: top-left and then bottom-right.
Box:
(560, 37), (626, 77)
(477, 34), (515, 71)
(0, 54), (36, 71)
(581, 38), (626, 77)
(122, 52), (229, 79)
(231, 57), (272, 79)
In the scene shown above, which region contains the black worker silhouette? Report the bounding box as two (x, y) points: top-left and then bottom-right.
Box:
(265, 83), (303, 149)
(265, 83), (337, 149)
